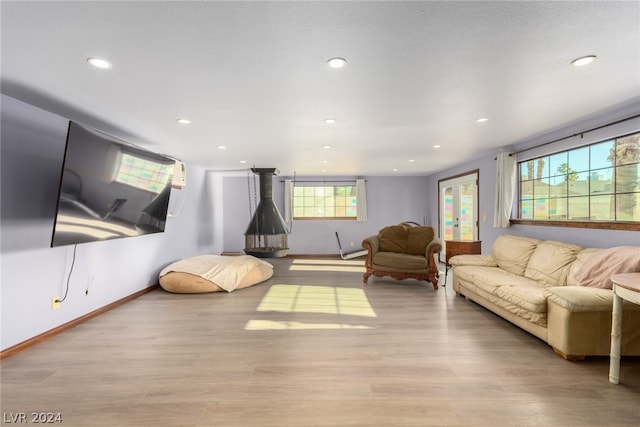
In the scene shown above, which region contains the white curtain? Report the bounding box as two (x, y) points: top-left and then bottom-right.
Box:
(356, 178), (368, 222)
(494, 152), (517, 228)
(284, 178), (293, 224)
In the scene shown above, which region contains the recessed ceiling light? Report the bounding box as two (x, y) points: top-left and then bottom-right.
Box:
(324, 118), (336, 124)
(433, 145), (441, 149)
(322, 160), (328, 163)
(476, 118), (489, 123)
(322, 145), (332, 149)
(87, 57), (112, 69)
(217, 145), (226, 150)
(176, 118), (191, 124)
(409, 159), (415, 163)
(571, 55), (596, 67)
(327, 57), (347, 68)
(240, 160), (247, 164)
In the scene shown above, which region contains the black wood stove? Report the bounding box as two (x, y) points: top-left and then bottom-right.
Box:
(244, 168), (289, 258)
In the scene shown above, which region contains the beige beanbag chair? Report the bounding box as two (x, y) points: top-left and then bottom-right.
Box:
(159, 255), (273, 293)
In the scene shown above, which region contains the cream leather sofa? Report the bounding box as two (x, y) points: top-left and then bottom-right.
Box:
(451, 234), (640, 360)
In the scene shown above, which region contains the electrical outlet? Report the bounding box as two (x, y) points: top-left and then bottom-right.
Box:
(350, 241), (355, 248)
(51, 296), (60, 310)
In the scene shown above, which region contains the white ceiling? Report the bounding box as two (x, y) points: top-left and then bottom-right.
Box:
(2, 1), (639, 177)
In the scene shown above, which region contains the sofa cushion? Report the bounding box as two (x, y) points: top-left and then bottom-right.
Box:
(491, 234), (541, 276)
(492, 286), (548, 326)
(494, 285), (548, 313)
(567, 248), (602, 286)
(373, 251), (428, 270)
(524, 240), (582, 286)
(461, 281), (510, 311)
(456, 267), (547, 327)
(406, 226), (434, 255)
(454, 266), (541, 296)
(378, 225), (409, 253)
(470, 267), (542, 291)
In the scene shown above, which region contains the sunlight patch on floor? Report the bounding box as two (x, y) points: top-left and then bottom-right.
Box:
(291, 259), (364, 266)
(244, 320), (372, 330)
(288, 264), (364, 272)
(289, 258), (364, 273)
(256, 284), (376, 317)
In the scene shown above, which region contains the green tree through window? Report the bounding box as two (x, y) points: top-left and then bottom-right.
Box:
(517, 131), (639, 224)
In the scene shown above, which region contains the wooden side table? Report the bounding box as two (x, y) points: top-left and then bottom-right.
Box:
(609, 273), (640, 384)
(444, 240), (481, 285)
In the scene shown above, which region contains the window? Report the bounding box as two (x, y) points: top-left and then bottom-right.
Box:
(293, 184), (357, 219)
(517, 132), (639, 225)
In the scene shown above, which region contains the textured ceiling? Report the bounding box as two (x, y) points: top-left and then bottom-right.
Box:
(2, 1), (639, 176)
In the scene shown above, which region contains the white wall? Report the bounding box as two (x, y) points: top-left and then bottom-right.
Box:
(0, 95), (218, 350)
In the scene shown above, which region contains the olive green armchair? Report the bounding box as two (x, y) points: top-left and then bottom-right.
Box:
(362, 223), (442, 289)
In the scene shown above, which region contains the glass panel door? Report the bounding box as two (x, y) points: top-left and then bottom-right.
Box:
(442, 187), (454, 242)
(439, 172), (479, 258)
(460, 180), (476, 240)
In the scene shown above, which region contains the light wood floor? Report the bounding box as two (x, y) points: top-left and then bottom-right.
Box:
(1, 257), (639, 427)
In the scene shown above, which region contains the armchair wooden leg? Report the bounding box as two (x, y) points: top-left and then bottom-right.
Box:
(363, 272), (371, 284)
(428, 272), (439, 289)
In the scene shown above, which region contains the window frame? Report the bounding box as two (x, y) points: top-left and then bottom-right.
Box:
(512, 131), (640, 231)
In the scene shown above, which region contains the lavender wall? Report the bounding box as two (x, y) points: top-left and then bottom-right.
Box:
(425, 102), (640, 252)
(222, 175), (429, 254)
(0, 95), (218, 350)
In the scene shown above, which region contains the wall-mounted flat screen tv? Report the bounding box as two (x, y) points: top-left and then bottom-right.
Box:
(51, 121), (175, 247)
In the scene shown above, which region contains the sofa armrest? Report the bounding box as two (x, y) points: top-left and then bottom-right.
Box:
(450, 254), (497, 267)
(362, 236), (380, 269)
(543, 286), (640, 312)
(362, 235), (379, 253)
(426, 238), (442, 255)
(545, 286), (640, 358)
(425, 238), (442, 263)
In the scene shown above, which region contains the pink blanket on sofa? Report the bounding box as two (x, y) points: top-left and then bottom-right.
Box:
(573, 246), (640, 289)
